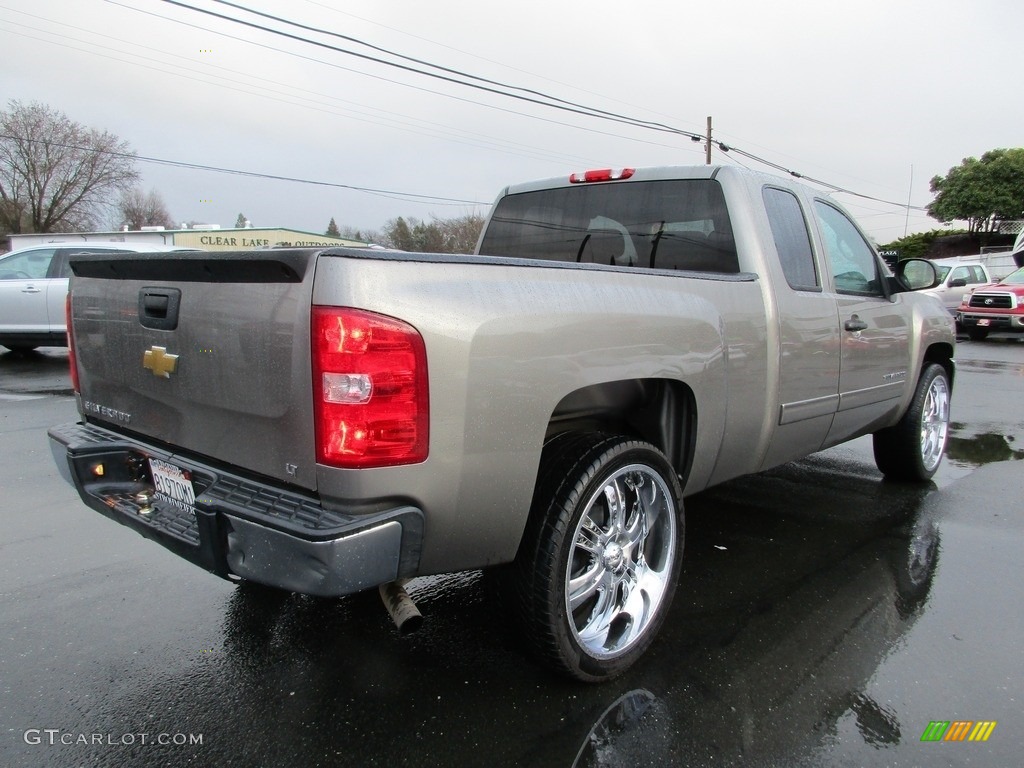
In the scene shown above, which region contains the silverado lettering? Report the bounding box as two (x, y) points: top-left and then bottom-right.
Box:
(82, 401), (132, 425)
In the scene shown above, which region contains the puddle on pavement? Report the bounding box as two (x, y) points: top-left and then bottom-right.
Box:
(946, 424), (1024, 466)
(0, 388), (75, 398)
(957, 358), (1024, 375)
(946, 434), (1024, 465)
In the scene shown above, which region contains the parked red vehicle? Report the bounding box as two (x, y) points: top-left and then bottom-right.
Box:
(957, 266), (1024, 341)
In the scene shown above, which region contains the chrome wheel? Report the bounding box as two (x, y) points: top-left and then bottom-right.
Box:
(565, 463), (677, 659)
(873, 363), (952, 482)
(919, 374), (950, 473)
(514, 435), (684, 680)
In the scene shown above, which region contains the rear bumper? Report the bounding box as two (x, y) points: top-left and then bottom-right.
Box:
(48, 421), (423, 596)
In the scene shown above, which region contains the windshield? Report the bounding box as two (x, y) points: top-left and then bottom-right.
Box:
(934, 265), (952, 281)
(479, 179), (739, 273)
(1002, 266), (1024, 284)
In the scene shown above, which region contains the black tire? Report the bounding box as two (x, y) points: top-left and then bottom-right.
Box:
(872, 364), (951, 481)
(514, 433), (684, 682)
(967, 327), (989, 342)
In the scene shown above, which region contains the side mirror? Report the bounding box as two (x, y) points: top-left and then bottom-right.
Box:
(895, 258), (939, 291)
(949, 277), (968, 288)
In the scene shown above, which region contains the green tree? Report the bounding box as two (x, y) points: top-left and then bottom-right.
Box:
(338, 226), (367, 241)
(380, 213), (484, 253)
(928, 148), (1024, 233)
(879, 229), (962, 260)
(235, 212), (248, 228)
(411, 219), (446, 252)
(386, 216), (415, 251)
(325, 217), (340, 237)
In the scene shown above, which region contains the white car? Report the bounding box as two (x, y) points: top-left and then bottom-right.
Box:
(0, 243), (193, 352)
(920, 260), (992, 313)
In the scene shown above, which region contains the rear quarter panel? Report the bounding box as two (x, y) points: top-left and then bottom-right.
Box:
(311, 252), (768, 573)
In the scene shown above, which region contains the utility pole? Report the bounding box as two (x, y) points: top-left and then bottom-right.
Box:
(904, 164), (914, 237)
(706, 116), (713, 165)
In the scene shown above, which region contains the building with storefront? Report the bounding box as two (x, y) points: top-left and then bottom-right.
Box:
(6, 226), (371, 252)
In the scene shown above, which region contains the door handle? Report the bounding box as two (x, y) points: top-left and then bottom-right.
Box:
(21, 285), (42, 294)
(844, 315), (868, 332)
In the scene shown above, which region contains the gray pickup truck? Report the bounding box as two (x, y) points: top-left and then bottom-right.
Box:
(50, 165), (955, 681)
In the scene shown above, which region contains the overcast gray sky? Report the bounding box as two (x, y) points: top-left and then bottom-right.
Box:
(2, 0), (1021, 243)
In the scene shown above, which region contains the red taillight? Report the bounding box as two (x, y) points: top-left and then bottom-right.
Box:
(66, 292), (80, 393)
(569, 168), (635, 183)
(311, 307), (429, 468)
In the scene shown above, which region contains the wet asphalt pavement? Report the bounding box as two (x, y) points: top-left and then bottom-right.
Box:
(1, 338), (1022, 767)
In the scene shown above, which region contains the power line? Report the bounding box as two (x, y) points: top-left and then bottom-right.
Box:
(718, 145), (928, 210)
(154, 0), (928, 213)
(10, 2), (931, 216)
(208, 0), (695, 138)
(0, 133), (490, 206)
(0, 15), (603, 169)
(96, 0), (696, 156)
(158, 0), (703, 141)
(295, 0), (709, 136)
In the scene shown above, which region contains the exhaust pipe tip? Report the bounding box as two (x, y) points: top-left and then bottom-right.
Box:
(379, 579), (423, 635)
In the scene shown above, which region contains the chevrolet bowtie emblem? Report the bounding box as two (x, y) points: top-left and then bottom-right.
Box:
(143, 346), (179, 378)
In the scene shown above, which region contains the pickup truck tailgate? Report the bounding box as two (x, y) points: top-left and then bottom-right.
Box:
(69, 250), (319, 491)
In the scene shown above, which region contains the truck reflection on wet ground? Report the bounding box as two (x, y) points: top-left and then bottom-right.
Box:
(68, 456), (948, 768)
(3, 342), (1019, 767)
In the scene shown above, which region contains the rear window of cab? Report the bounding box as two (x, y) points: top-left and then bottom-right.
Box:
(478, 179), (739, 274)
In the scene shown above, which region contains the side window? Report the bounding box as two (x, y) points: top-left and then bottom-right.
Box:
(763, 187), (818, 290)
(950, 266), (969, 284)
(969, 266), (987, 284)
(814, 201), (883, 297)
(0, 248), (57, 280)
(50, 250), (71, 279)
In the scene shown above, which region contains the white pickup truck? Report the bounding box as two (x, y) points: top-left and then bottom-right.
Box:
(49, 165), (955, 681)
(921, 259), (993, 313)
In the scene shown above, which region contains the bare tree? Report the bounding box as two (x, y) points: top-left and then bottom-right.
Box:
(117, 187), (174, 230)
(436, 212), (485, 253)
(0, 100), (139, 234)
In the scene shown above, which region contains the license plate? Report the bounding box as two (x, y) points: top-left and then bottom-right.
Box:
(149, 458), (196, 510)
(978, 319), (991, 326)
